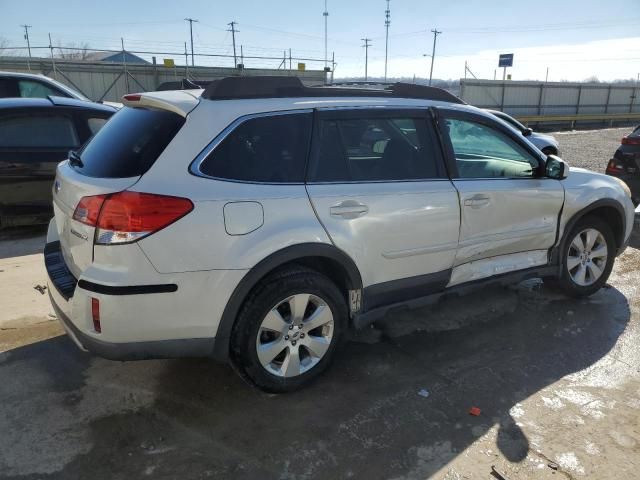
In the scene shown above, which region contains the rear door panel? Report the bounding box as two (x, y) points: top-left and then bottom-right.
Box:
(306, 108), (460, 295)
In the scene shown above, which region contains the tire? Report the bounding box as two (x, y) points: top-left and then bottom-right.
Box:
(541, 146), (557, 156)
(555, 215), (616, 297)
(230, 265), (347, 393)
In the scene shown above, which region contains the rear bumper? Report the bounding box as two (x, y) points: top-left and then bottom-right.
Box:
(49, 290), (213, 360)
(44, 237), (244, 361)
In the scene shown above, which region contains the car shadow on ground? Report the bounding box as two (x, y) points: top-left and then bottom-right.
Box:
(0, 226), (47, 259)
(0, 282), (631, 479)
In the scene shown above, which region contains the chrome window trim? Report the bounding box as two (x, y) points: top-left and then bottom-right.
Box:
(189, 109), (313, 183)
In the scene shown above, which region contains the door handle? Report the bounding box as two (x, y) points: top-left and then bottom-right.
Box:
(330, 200), (369, 219)
(464, 195), (490, 208)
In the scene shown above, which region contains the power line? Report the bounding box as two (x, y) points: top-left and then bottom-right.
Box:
(184, 18), (198, 67)
(361, 37), (372, 80)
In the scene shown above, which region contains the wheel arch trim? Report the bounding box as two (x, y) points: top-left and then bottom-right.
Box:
(212, 242), (362, 361)
(552, 198), (626, 265)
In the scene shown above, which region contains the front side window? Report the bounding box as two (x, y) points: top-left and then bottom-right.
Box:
(309, 116), (441, 182)
(0, 113), (78, 148)
(444, 118), (538, 179)
(18, 80), (63, 99)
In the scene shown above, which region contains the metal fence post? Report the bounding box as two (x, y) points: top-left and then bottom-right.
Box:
(537, 83), (544, 115)
(605, 85), (612, 114)
(576, 85), (582, 115)
(121, 38), (130, 94)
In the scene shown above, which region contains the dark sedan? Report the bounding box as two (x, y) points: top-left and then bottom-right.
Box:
(606, 125), (640, 206)
(0, 97), (115, 227)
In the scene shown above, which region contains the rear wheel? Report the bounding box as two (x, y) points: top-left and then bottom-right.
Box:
(230, 266), (347, 393)
(555, 216), (615, 297)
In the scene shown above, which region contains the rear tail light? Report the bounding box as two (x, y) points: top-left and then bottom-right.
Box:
(122, 94), (142, 102)
(606, 157), (637, 175)
(73, 192), (193, 245)
(622, 136), (640, 145)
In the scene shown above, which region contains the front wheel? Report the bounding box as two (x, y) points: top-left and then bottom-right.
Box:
(230, 266), (347, 393)
(555, 216), (616, 297)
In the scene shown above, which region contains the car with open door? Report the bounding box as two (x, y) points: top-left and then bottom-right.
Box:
(44, 77), (634, 392)
(0, 96), (115, 227)
(606, 125), (640, 206)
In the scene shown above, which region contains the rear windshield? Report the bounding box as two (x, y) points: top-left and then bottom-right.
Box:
(74, 106), (184, 178)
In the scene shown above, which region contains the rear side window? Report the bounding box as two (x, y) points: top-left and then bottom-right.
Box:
(87, 117), (108, 135)
(18, 80), (64, 98)
(0, 113), (79, 148)
(75, 106), (184, 178)
(198, 113), (312, 183)
(308, 116), (442, 182)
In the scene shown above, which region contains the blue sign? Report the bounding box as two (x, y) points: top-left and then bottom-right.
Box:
(499, 53), (514, 68)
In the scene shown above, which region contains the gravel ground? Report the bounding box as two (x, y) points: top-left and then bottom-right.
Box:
(552, 126), (635, 172)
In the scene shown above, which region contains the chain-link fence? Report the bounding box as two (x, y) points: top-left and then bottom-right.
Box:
(0, 43), (331, 102)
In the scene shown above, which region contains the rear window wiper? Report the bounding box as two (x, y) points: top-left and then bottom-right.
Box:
(68, 149), (84, 168)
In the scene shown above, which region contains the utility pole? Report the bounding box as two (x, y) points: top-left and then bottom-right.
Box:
(21, 24), (32, 58)
(384, 0), (390, 82)
(428, 28), (441, 86)
(323, 0), (329, 69)
(185, 18), (198, 67)
(21, 24), (32, 71)
(361, 38), (371, 81)
(48, 33), (57, 79)
(228, 21), (239, 67)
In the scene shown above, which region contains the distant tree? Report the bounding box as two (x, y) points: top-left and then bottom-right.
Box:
(0, 37), (13, 56)
(56, 41), (91, 60)
(583, 76), (600, 83)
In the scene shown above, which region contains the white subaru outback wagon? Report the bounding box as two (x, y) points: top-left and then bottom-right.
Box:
(45, 76), (634, 392)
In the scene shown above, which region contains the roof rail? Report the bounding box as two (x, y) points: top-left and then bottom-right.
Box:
(201, 76), (464, 104)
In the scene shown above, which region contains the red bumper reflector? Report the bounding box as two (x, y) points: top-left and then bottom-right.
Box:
(91, 297), (101, 333)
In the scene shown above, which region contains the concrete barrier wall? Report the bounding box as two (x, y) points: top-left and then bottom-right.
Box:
(0, 56), (327, 102)
(460, 79), (640, 117)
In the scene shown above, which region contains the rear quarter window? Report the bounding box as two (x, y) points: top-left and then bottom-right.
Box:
(197, 112), (312, 183)
(0, 113), (79, 148)
(74, 106), (184, 178)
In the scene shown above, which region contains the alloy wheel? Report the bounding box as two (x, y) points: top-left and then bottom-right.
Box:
(567, 228), (608, 286)
(256, 293), (334, 377)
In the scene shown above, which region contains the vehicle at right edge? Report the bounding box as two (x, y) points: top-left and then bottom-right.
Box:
(45, 77), (636, 393)
(606, 125), (640, 206)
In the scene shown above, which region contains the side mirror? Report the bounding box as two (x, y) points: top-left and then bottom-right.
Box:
(523, 127), (533, 137)
(545, 155), (569, 180)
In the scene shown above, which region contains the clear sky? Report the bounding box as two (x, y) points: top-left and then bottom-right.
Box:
(1, 0), (639, 81)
